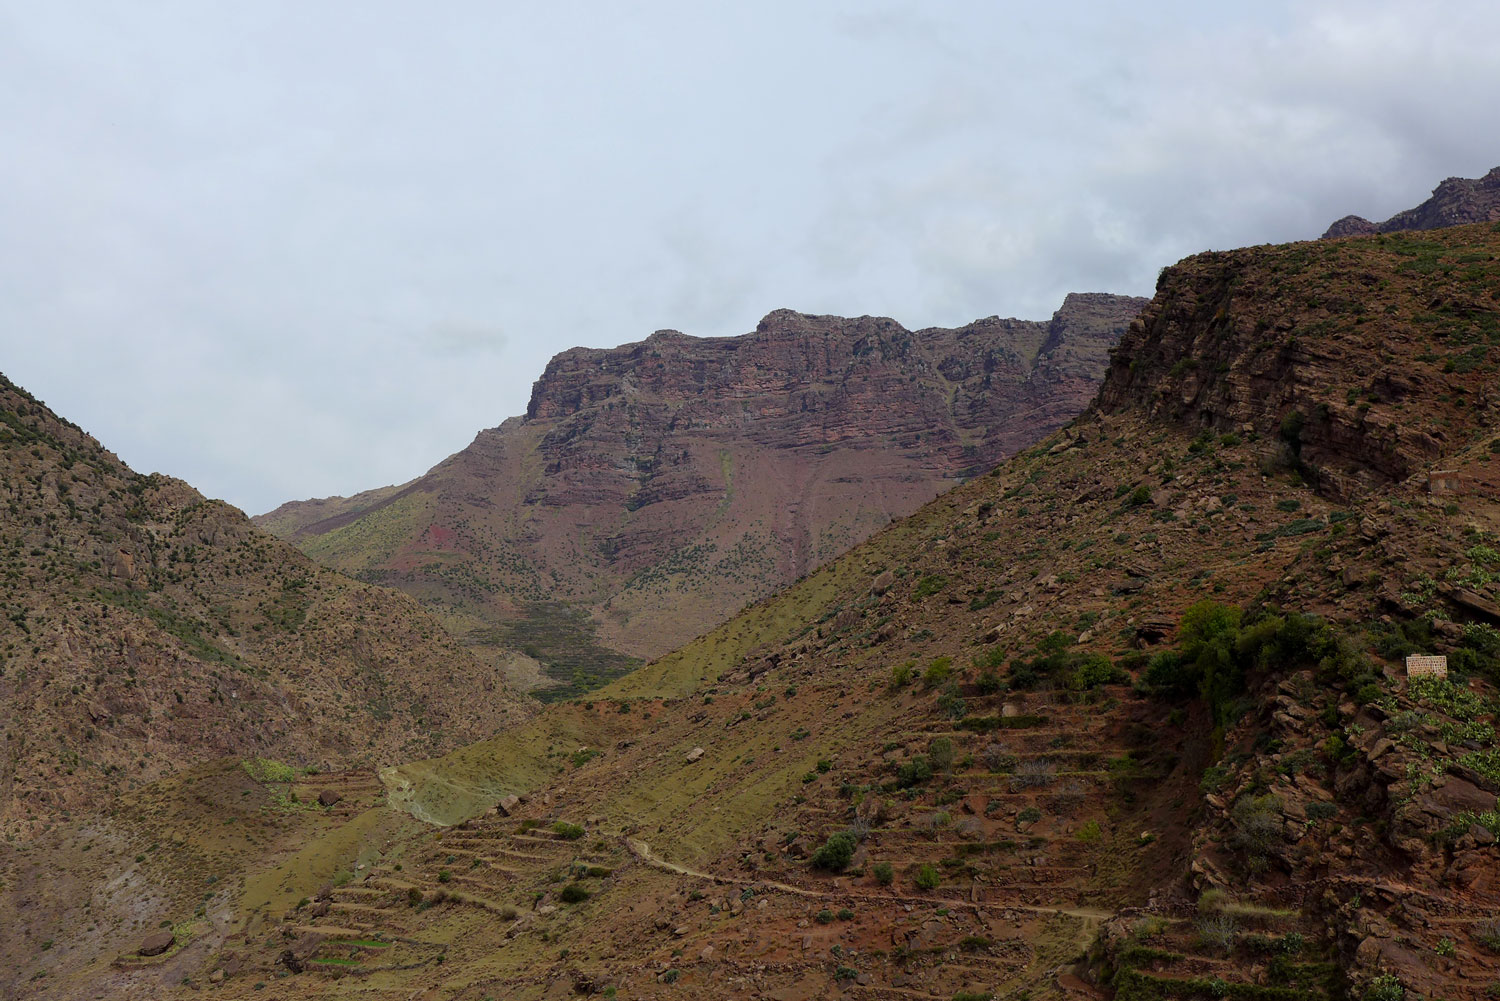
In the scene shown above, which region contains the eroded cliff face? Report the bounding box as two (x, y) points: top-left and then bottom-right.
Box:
(259, 294), (1146, 694)
(1097, 227), (1500, 500)
(1322, 166), (1500, 239)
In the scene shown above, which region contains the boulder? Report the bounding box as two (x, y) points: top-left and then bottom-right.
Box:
(139, 930), (174, 957)
(855, 796), (885, 825)
(495, 794), (520, 816)
(317, 790), (341, 808)
(685, 747), (705, 764)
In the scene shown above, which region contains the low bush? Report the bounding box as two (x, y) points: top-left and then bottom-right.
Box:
(912, 864), (941, 890)
(896, 756), (933, 787)
(559, 883), (590, 904)
(929, 737), (955, 772)
(811, 832), (857, 871)
(1011, 758), (1057, 789)
(923, 656), (954, 689)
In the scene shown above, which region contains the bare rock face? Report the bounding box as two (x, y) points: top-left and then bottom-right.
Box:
(138, 931), (174, 957)
(256, 293), (1146, 691)
(1322, 214), (1378, 239)
(1321, 166), (1500, 238)
(1096, 223), (1500, 501)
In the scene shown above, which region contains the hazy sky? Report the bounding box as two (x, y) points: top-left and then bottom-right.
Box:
(4, 2), (1499, 514)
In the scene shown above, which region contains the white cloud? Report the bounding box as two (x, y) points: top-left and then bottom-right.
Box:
(2, 0), (1498, 512)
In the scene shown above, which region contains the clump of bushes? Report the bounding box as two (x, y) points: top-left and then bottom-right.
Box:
(810, 832), (858, 871)
(559, 883), (590, 904)
(912, 864), (940, 890)
(1139, 599), (1384, 730)
(896, 755), (933, 788)
(922, 656), (953, 690)
(552, 822), (585, 840)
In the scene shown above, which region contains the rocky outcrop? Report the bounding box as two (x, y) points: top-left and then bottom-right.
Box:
(258, 294), (1145, 686)
(1096, 223), (1500, 499)
(1321, 166), (1500, 239)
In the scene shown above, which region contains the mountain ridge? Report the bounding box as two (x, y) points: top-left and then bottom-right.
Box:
(255, 293), (1147, 697)
(1323, 165), (1500, 239)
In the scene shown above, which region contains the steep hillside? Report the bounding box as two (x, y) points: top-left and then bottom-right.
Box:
(1323, 166), (1500, 239)
(257, 294), (1146, 697)
(0, 375), (534, 837)
(9, 225), (1500, 1001)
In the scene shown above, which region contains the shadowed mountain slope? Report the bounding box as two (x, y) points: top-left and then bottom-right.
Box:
(0, 375), (534, 837)
(257, 294), (1146, 698)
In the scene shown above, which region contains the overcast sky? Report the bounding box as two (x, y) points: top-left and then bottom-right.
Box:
(4, 1), (1499, 514)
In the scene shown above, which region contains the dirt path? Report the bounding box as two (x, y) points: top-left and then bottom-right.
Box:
(623, 838), (1114, 922)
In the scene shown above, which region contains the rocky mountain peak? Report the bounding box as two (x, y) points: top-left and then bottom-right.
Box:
(1321, 165), (1500, 238)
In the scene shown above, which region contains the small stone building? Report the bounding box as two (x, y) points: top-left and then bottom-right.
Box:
(1405, 654), (1448, 679)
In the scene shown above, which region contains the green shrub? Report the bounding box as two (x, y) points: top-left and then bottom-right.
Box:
(923, 656), (953, 689)
(552, 822), (585, 840)
(896, 756), (933, 787)
(1076, 820), (1102, 842)
(1365, 974), (1404, 1001)
(1069, 653), (1126, 690)
(811, 832), (857, 871)
(559, 883), (590, 904)
(890, 661), (914, 689)
(571, 748), (599, 768)
(912, 864), (940, 890)
(913, 575), (948, 599)
(816, 908), (835, 924)
(1017, 806), (1041, 823)
(928, 737), (955, 772)
(873, 862), (894, 885)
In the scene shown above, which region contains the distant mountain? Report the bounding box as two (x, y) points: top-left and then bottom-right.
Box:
(1323, 165), (1500, 238)
(256, 293), (1147, 698)
(0, 374), (533, 834)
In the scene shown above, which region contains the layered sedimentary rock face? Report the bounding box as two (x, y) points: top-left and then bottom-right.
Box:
(257, 293), (1146, 694)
